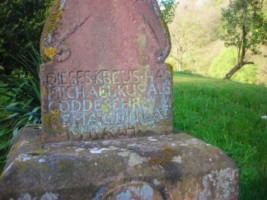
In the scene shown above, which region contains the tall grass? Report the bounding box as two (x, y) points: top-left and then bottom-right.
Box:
(173, 72), (267, 200)
(0, 47), (42, 171)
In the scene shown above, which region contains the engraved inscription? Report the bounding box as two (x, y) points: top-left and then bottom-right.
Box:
(45, 65), (172, 136)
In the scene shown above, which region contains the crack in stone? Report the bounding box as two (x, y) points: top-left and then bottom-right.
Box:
(55, 13), (92, 62)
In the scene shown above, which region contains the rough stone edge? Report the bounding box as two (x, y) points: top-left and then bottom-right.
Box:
(0, 128), (239, 200)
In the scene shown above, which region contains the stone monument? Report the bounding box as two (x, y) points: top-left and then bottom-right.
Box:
(40, 0), (172, 141)
(0, 0), (239, 199)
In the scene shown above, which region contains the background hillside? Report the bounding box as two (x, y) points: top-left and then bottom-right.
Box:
(166, 0), (267, 86)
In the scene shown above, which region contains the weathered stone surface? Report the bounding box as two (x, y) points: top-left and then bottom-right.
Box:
(40, 0), (172, 141)
(0, 128), (239, 200)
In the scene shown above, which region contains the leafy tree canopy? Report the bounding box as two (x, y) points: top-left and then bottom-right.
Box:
(0, 0), (52, 74)
(159, 0), (177, 23)
(221, 0), (267, 55)
(220, 0), (267, 79)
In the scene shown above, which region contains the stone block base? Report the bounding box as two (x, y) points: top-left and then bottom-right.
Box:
(0, 128), (238, 199)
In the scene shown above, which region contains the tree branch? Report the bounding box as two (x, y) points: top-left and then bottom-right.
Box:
(243, 61), (254, 65)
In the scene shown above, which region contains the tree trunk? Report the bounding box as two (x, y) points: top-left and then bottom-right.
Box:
(224, 61), (243, 80)
(224, 61), (254, 80)
(224, 24), (254, 80)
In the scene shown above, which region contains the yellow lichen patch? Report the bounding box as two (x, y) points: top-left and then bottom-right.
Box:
(57, 160), (72, 171)
(28, 149), (46, 155)
(40, 0), (65, 61)
(137, 34), (147, 64)
(53, 109), (60, 115)
(44, 47), (56, 60)
(43, 112), (55, 125)
(10, 141), (23, 154)
(17, 161), (26, 170)
(163, 146), (175, 154)
(137, 34), (147, 52)
(43, 109), (61, 126)
(57, 9), (64, 17)
(160, 18), (171, 40)
(101, 103), (110, 114)
(40, 86), (47, 98)
(148, 146), (176, 165)
(165, 63), (173, 75)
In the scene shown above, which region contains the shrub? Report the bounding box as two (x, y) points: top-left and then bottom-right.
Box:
(0, 0), (51, 74)
(0, 46), (42, 171)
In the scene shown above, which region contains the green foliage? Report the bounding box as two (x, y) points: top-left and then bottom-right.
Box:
(209, 47), (258, 84)
(0, 46), (42, 171)
(173, 72), (267, 200)
(159, 0), (177, 23)
(221, 0), (267, 55)
(209, 47), (237, 78)
(167, 0), (224, 74)
(0, 0), (52, 74)
(216, 0), (225, 6)
(167, 0), (267, 84)
(233, 64), (257, 84)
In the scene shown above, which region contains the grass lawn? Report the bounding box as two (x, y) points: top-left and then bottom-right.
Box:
(173, 72), (267, 200)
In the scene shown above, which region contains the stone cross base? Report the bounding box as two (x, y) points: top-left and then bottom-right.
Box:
(0, 128), (238, 199)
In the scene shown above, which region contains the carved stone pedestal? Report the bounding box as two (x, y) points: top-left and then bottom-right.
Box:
(0, 128), (238, 200)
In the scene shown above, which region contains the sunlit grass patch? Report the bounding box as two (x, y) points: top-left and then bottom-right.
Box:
(173, 72), (267, 200)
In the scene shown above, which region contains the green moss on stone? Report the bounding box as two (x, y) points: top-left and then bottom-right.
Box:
(28, 149), (46, 156)
(159, 18), (171, 41)
(57, 160), (73, 172)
